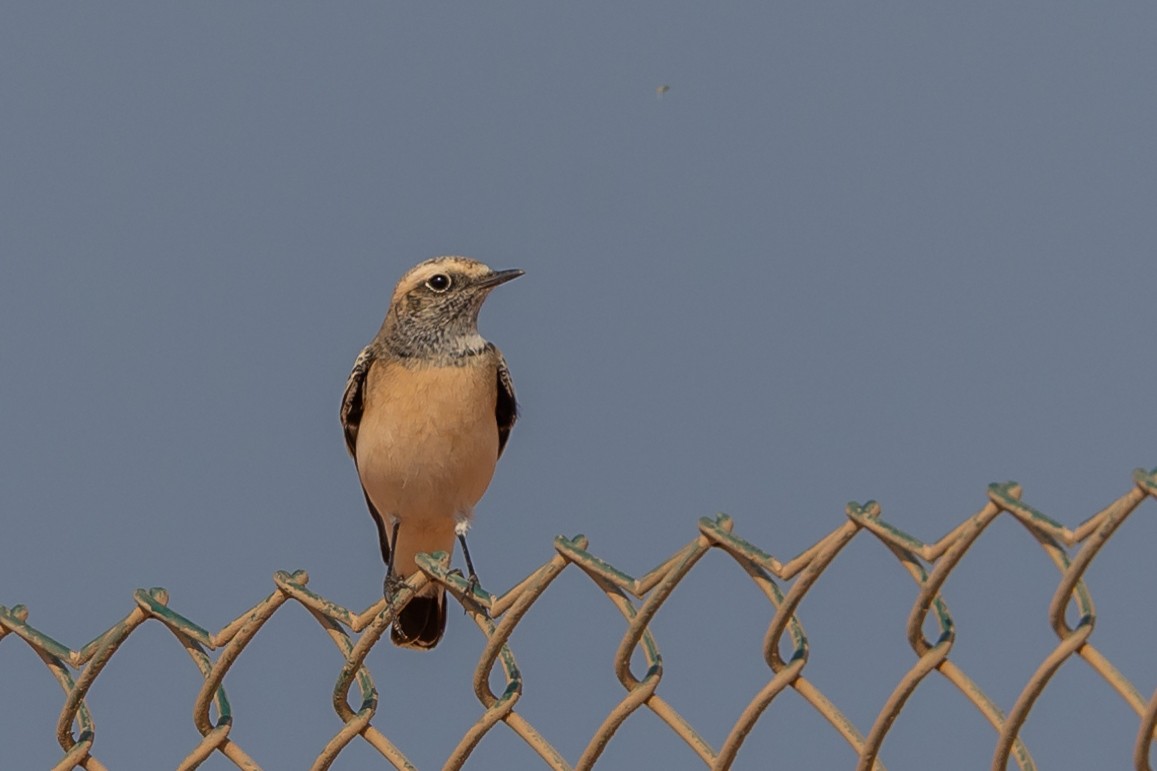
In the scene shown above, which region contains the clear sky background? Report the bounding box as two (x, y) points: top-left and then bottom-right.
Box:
(2, 4), (1156, 770)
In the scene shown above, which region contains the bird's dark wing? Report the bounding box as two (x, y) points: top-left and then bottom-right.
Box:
(340, 346), (374, 457)
(340, 346), (392, 564)
(495, 349), (518, 458)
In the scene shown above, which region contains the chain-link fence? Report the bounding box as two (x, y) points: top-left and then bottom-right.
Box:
(4, 468), (1156, 770)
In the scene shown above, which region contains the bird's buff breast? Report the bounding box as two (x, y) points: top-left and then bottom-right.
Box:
(356, 359), (500, 524)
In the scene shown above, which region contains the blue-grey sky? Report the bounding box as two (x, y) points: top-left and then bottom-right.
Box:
(2, 4), (1156, 769)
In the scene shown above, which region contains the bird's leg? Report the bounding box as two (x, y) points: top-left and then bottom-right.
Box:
(454, 515), (481, 602)
(383, 520), (405, 600)
(458, 533), (480, 597)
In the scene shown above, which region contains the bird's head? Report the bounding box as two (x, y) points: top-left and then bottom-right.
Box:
(381, 256), (523, 358)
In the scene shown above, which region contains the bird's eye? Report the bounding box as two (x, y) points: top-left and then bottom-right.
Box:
(425, 274), (452, 292)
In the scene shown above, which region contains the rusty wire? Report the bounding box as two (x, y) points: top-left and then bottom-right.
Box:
(3, 467), (1156, 770)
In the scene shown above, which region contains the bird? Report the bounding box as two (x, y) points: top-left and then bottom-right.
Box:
(340, 256), (522, 649)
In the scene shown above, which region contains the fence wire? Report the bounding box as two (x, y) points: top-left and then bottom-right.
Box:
(3, 468), (1157, 770)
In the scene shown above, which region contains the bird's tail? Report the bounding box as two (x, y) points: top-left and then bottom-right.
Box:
(391, 589), (447, 649)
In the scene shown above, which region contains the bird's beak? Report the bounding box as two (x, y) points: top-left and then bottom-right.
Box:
(476, 268), (525, 289)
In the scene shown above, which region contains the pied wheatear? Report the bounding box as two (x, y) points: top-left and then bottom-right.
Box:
(341, 256), (521, 649)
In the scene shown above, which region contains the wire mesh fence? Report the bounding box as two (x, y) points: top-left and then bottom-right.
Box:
(3, 467), (1156, 770)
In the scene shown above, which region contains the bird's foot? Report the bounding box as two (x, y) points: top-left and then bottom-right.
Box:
(463, 573), (488, 616)
(464, 572), (479, 599)
(383, 573), (407, 603)
(447, 569), (485, 614)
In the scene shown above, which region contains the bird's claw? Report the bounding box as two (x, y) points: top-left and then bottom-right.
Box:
(383, 573), (406, 603)
(444, 570), (483, 614)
